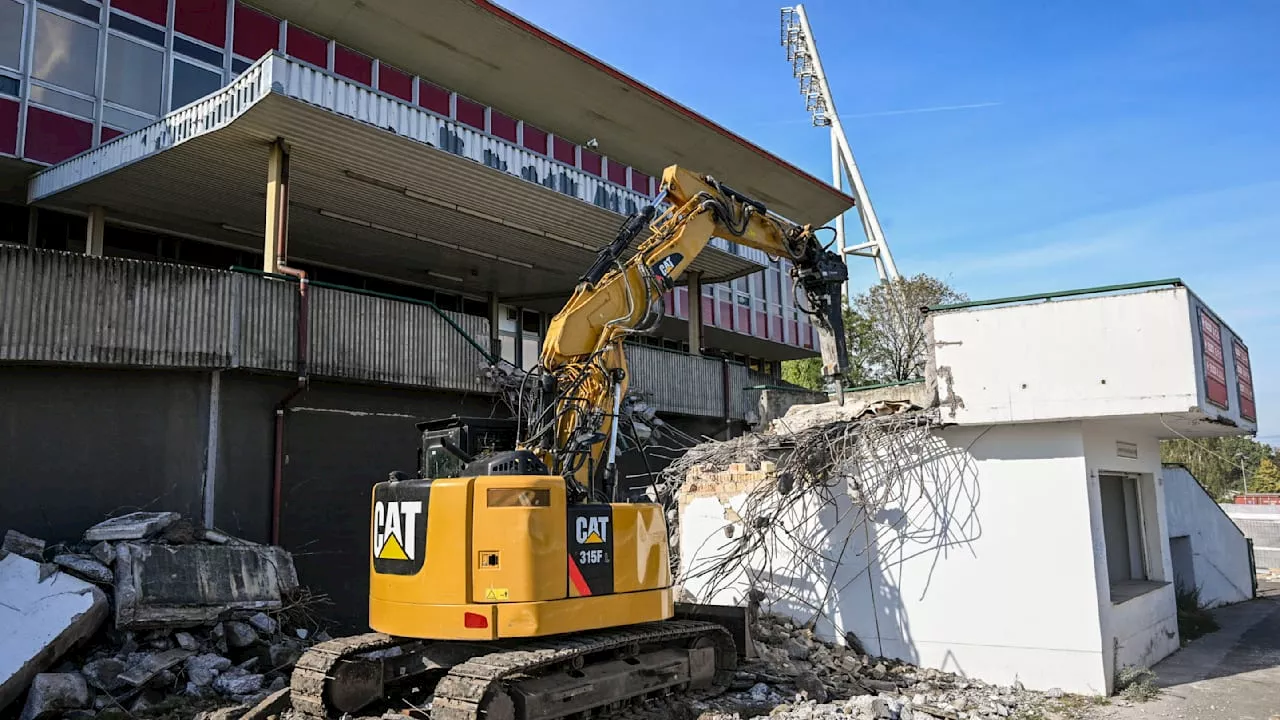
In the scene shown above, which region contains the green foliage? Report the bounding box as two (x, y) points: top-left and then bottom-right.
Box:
(1114, 665), (1159, 702)
(782, 274), (966, 390)
(1251, 457), (1280, 493)
(1175, 585), (1220, 644)
(1162, 436), (1279, 500)
(781, 356), (823, 391)
(849, 273), (968, 382)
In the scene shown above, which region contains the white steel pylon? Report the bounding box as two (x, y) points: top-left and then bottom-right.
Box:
(781, 5), (899, 289)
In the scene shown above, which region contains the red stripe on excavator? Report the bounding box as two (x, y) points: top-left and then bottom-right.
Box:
(567, 554), (592, 597)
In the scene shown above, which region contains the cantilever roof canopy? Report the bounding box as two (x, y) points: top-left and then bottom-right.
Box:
(28, 54), (762, 301)
(244, 0), (855, 227)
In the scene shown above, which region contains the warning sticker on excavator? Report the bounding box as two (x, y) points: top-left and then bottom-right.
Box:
(484, 587), (510, 601)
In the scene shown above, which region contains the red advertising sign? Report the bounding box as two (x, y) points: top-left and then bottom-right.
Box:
(1234, 340), (1256, 422)
(1199, 307), (1229, 410)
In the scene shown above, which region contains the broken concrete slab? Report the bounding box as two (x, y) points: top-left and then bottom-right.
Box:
(223, 621), (259, 649)
(18, 673), (90, 720)
(213, 671), (263, 696)
(247, 612), (278, 636)
(52, 554), (113, 584)
(3, 530), (46, 561)
(0, 554), (108, 713)
(84, 512), (180, 542)
(119, 648), (194, 687)
(113, 543), (298, 629)
(175, 631), (200, 651)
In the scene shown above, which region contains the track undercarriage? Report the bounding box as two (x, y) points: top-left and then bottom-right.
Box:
(289, 620), (737, 719)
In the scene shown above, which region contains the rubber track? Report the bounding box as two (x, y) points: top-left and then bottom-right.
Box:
(290, 632), (403, 717)
(430, 620), (736, 720)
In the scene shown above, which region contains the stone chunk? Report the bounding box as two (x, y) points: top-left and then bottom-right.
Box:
(81, 658), (127, 692)
(18, 673), (89, 720)
(174, 631), (200, 651)
(52, 555), (113, 585)
(119, 648), (194, 687)
(214, 671), (264, 696)
(2, 530), (45, 561)
(113, 543), (298, 629)
(0, 555), (108, 713)
(83, 512), (180, 542)
(185, 654), (232, 687)
(223, 621), (259, 649)
(795, 671), (828, 703)
(240, 686), (290, 720)
(247, 612), (278, 635)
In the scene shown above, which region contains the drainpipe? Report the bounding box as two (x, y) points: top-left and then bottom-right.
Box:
(266, 138), (309, 546)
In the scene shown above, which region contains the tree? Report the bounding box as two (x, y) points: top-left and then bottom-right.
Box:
(1251, 458), (1280, 494)
(1162, 436), (1277, 500)
(851, 273), (967, 382)
(780, 273), (964, 389)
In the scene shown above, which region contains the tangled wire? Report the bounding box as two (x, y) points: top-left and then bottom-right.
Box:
(661, 407), (983, 642)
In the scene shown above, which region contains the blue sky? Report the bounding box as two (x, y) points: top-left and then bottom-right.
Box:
(496, 0), (1280, 443)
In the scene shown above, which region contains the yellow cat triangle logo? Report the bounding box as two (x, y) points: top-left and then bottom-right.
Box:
(378, 534), (409, 560)
(584, 531), (604, 544)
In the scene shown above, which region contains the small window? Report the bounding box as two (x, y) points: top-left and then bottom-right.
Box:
(0, 0), (23, 72)
(171, 58), (222, 110)
(109, 12), (165, 45)
(29, 84), (93, 118)
(462, 298), (488, 318)
(33, 8), (100, 96)
(102, 104), (150, 131)
(0, 74), (20, 98)
(106, 34), (163, 115)
(521, 311), (540, 334)
(174, 36), (224, 66)
(1100, 473), (1149, 589)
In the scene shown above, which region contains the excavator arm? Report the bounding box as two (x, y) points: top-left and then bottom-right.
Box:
(525, 165), (849, 499)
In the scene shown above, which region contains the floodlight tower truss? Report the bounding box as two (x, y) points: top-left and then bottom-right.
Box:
(781, 5), (899, 288)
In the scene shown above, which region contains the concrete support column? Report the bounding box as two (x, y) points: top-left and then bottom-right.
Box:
(487, 292), (502, 362)
(263, 138), (290, 273)
(687, 271), (703, 355)
(85, 205), (105, 256)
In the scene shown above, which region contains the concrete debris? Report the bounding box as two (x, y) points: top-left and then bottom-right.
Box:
(240, 686), (291, 720)
(3, 530), (46, 561)
(0, 554), (108, 713)
(223, 620), (260, 649)
(186, 653), (233, 687)
(2, 512), (322, 720)
(115, 542), (299, 629)
(768, 398), (920, 435)
(52, 554), (113, 584)
(80, 657), (127, 692)
(213, 670), (264, 697)
(175, 631), (200, 651)
(88, 541), (114, 566)
(18, 673), (90, 720)
(83, 511), (180, 542)
(683, 614), (1078, 720)
(248, 612), (279, 635)
(119, 647), (194, 686)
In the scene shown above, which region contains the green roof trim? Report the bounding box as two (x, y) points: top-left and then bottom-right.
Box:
(743, 384), (824, 392)
(926, 278), (1184, 313)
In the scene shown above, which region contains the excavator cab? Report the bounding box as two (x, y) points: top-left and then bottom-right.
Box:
(416, 416), (519, 479)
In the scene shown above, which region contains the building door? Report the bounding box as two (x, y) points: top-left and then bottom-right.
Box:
(1100, 473), (1148, 585)
(1170, 535), (1196, 593)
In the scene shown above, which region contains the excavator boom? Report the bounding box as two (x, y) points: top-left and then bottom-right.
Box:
(530, 165), (850, 498)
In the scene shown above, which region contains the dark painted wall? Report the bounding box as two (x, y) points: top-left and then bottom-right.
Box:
(257, 378), (503, 628)
(0, 365), (209, 542)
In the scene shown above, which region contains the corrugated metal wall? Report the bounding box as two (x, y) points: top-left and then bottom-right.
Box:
(1, 247), (780, 416)
(0, 248), (491, 394)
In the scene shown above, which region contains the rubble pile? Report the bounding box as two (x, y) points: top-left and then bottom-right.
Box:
(688, 614), (1070, 720)
(1, 513), (322, 720)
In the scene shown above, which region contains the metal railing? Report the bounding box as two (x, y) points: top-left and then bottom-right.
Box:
(0, 247), (491, 394)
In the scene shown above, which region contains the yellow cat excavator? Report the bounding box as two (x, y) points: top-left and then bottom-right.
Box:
(288, 165), (850, 719)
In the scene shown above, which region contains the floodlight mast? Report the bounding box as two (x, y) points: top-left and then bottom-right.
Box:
(781, 5), (899, 292)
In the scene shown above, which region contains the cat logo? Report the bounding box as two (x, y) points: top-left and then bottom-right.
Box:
(575, 515), (610, 545)
(373, 501), (422, 561)
(649, 253), (684, 288)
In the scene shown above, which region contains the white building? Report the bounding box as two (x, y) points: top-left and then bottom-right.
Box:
(678, 280), (1258, 695)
